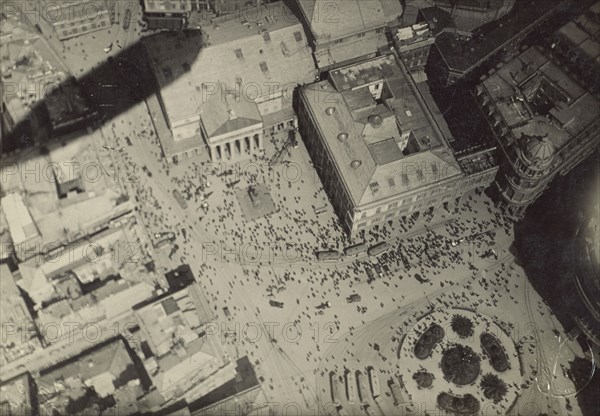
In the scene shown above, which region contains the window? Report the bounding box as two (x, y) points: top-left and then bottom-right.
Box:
(263, 31), (271, 43)
(259, 61), (269, 73)
(401, 173), (409, 185)
(376, 28), (383, 33)
(369, 182), (379, 192)
(357, 32), (366, 38)
(234, 48), (244, 59)
(388, 202), (398, 209)
(388, 177), (395, 187)
(294, 31), (303, 42)
(334, 38), (344, 44)
(416, 170), (424, 181)
(376, 207), (382, 214)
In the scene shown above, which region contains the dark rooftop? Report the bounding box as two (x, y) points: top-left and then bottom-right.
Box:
(434, 0), (564, 73)
(418, 6), (456, 35)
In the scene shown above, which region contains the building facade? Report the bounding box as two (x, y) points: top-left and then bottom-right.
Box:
(298, 54), (497, 237)
(145, 2), (317, 162)
(474, 45), (600, 219)
(143, 0), (209, 30)
(394, 22), (435, 80)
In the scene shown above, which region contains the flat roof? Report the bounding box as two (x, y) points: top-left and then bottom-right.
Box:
(144, 0), (191, 13)
(145, 2), (316, 126)
(435, 0), (563, 73)
(558, 21), (589, 46)
(301, 55), (461, 207)
(297, 0), (400, 42)
(418, 7), (456, 36)
(0, 194), (39, 246)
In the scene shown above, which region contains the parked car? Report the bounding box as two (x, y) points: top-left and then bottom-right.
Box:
(269, 300), (284, 308)
(346, 294), (361, 303)
(173, 190), (188, 209)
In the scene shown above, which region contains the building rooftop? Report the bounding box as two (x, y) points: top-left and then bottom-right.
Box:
(314, 33), (389, 69)
(296, 0), (401, 43)
(47, 0), (112, 40)
(0, 14), (95, 131)
(0, 265), (40, 366)
(418, 6), (456, 36)
(434, 0), (563, 74)
(0, 194), (40, 247)
(302, 54), (462, 207)
(0, 373), (34, 415)
(134, 285), (230, 398)
(482, 46), (600, 156)
(144, 0), (191, 14)
(38, 339), (143, 414)
(144, 2), (316, 134)
(202, 92), (262, 138)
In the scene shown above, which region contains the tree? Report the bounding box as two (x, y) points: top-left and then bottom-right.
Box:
(451, 314), (474, 338)
(480, 373), (508, 403)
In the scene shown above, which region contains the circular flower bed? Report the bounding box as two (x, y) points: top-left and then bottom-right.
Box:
(413, 371), (434, 389)
(441, 345), (481, 385)
(451, 314), (474, 338)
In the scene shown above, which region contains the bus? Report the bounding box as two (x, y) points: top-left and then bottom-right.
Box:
(368, 367), (381, 399)
(316, 250), (343, 262)
(344, 242), (367, 256)
(329, 372), (341, 407)
(367, 241), (390, 257)
(344, 370), (357, 404)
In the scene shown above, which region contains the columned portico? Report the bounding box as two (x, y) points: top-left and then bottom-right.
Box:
(209, 132), (264, 161)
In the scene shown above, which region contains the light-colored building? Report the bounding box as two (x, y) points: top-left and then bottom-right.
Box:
(133, 285), (236, 403)
(298, 54), (497, 237)
(37, 338), (145, 415)
(144, 1), (317, 162)
(0, 373), (36, 416)
(474, 45), (600, 219)
(0, 194), (41, 251)
(294, 0), (403, 71)
(47, 0), (112, 41)
(0, 265), (41, 366)
(394, 22), (435, 81)
(143, 0), (208, 30)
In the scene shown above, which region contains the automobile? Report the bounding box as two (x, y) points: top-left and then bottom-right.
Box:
(223, 306), (231, 317)
(123, 8), (132, 30)
(365, 268), (375, 283)
(382, 263), (391, 274)
(373, 263), (383, 278)
(172, 190), (188, 209)
(451, 238), (465, 247)
(104, 43), (113, 53)
(316, 301), (331, 310)
(346, 294), (361, 303)
(269, 300), (284, 308)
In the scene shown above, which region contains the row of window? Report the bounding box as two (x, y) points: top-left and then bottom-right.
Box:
(332, 28), (383, 44)
(355, 198), (447, 229)
(234, 31), (303, 60)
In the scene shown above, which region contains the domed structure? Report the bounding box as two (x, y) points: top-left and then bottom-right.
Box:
(368, 114), (383, 128)
(521, 135), (555, 168)
(337, 132), (348, 142)
(350, 160), (362, 169)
